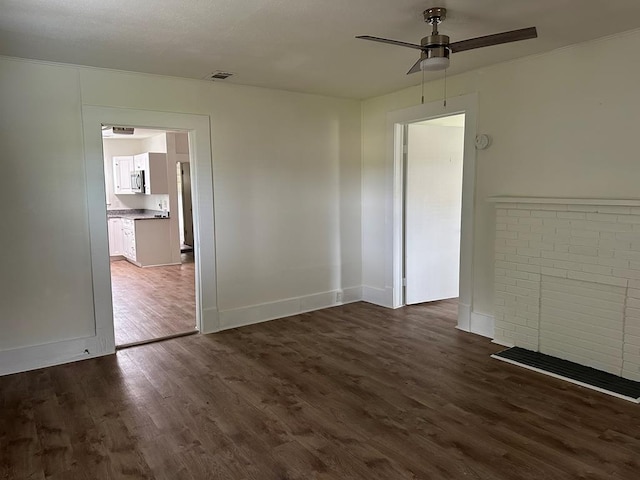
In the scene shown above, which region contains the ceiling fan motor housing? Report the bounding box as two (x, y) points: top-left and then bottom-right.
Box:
(421, 34), (450, 61)
(422, 7), (450, 63)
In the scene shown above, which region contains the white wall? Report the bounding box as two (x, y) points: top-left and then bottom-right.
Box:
(0, 56), (361, 367)
(0, 60), (96, 350)
(11, 26), (639, 372)
(362, 28), (640, 320)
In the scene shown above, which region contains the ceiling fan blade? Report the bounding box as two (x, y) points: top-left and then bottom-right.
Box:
(449, 27), (537, 53)
(356, 35), (424, 51)
(407, 58), (422, 75)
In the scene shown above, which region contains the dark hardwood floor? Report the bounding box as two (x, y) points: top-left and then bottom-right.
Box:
(2, 300), (640, 479)
(110, 253), (196, 346)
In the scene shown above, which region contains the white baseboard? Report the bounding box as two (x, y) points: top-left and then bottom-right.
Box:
(469, 312), (495, 338)
(6, 285), (499, 376)
(457, 302), (471, 331)
(200, 306), (221, 335)
(342, 286), (363, 304)
(0, 334), (114, 377)
(362, 285), (394, 308)
(218, 287), (363, 331)
(456, 308), (495, 339)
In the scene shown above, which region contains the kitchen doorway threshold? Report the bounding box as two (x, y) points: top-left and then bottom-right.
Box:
(116, 329), (198, 350)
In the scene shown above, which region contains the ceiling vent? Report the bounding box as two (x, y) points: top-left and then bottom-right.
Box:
(112, 126), (134, 135)
(204, 71), (234, 81)
(101, 126), (134, 137)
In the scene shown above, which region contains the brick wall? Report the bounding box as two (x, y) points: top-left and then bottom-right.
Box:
(492, 199), (640, 382)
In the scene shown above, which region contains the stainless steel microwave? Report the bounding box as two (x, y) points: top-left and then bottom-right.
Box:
(130, 170), (145, 194)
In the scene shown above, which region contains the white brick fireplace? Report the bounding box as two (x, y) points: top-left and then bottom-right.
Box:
(490, 197), (640, 382)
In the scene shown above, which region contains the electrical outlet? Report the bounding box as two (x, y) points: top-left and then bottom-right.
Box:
(336, 291), (343, 303)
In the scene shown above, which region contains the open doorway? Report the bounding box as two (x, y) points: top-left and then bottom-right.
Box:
(403, 114), (465, 305)
(387, 94), (478, 333)
(102, 126), (197, 348)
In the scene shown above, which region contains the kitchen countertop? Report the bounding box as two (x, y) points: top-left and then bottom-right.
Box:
(107, 209), (169, 220)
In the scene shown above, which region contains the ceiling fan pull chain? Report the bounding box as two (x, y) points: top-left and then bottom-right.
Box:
(421, 68), (425, 104)
(443, 68), (447, 107)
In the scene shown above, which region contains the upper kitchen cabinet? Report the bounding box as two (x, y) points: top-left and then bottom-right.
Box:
(134, 152), (169, 195)
(113, 155), (133, 194)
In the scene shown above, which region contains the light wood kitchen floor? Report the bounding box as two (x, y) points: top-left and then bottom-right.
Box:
(110, 253), (196, 346)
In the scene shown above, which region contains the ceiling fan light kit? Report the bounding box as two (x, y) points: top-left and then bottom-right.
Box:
(420, 54), (449, 71)
(356, 6), (537, 74)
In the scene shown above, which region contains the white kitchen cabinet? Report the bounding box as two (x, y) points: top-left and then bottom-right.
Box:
(133, 152), (169, 195)
(121, 218), (136, 261)
(113, 156), (134, 194)
(121, 218), (173, 267)
(107, 217), (123, 256)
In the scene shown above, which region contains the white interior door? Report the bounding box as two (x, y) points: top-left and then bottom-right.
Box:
(405, 115), (465, 305)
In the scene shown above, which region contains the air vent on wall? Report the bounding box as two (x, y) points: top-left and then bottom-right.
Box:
(112, 126), (134, 135)
(204, 71), (234, 81)
(101, 126), (134, 137)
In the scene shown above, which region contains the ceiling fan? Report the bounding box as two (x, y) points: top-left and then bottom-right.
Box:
(357, 7), (537, 73)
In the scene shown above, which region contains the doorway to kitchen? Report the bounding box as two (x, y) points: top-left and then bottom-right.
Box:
(102, 126), (198, 348)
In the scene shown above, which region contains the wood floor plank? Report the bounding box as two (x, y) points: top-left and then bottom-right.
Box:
(2, 299), (640, 479)
(110, 253), (196, 346)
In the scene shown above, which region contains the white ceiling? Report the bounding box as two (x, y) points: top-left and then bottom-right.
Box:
(2, 0), (640, 99)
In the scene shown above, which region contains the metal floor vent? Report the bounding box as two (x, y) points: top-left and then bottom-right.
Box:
(492, 347), (640, 403)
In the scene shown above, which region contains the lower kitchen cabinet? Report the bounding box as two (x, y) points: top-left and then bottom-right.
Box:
(121, 218), (136, 260)
(120, 218), (172, 267)
(107, 217), (123, 256)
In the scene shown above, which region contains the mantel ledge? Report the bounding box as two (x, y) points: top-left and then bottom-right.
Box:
(488, 196), (640, 207)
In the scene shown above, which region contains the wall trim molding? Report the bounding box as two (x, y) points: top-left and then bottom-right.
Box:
(362, 285), (395, 308)
(342, 286), (363, 304)
(489, 196), (640, 207)
(457, 302), (471, 331)
(0, 281), (497, 375)
(81, 106), (219, 350)
(0, 335), (110, 377)
(218, 287), (363, 331)
(469, 312), (495, 338)
(455, 305), (495, 339)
